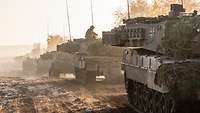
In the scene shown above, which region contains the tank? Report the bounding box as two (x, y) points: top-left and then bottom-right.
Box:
(22, 43), (43, 74)
(49, 38), (123, 83)
(22, 35), (65, 76)
(49, 39), (84, 78)
(103, 4), (200, 113)
(36, 51), (57, 75)
(35, 35), (65, 75)
(36, 51), (74, 77)
(22, 58), (38, 74)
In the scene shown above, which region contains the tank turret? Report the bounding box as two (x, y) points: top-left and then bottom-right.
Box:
(103, 4), (200, 58)
(57, 39), (85, 53)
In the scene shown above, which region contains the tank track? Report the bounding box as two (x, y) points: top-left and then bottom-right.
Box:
(125, 77), (175, 113)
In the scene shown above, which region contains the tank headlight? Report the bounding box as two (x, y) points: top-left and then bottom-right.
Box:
(197, 29), (200, 32)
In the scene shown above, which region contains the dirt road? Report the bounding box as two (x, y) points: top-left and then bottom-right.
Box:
(0, 76), (136, 113)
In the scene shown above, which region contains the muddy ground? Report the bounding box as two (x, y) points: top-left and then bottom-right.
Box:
(0, 75), (136, 113)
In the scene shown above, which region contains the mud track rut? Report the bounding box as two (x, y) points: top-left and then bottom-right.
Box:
(0, 76), (136, 113)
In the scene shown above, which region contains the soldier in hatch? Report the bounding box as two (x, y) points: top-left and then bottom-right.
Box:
(85, 25), (98, 40)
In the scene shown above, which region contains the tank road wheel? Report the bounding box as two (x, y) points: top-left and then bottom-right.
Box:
(146, 90), (155, 113)
(150, 91), (175, 113)
(124, 73), (134, 104)
(126, 79), (134, 104)
(140, 88), (150, 112)
(125, 77), (175, 113)
(149, 92), (159, 113)
(133, 82), (148, 112)
(160, 94), (175, 113)
(125, 72), (142, 112)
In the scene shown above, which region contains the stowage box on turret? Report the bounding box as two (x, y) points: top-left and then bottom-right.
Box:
(103, 4), (200, 113)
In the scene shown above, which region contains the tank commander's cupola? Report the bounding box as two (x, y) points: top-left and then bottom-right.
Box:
(169, 4), (185, 16)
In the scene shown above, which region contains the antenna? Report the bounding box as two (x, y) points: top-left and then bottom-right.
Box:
(90, 0), (94, 25)
(127, 0), (130, 19)
(47, 24), (50, 37)
(66, 0), (72, 41)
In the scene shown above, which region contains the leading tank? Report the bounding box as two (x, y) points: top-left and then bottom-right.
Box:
(103, 4), (200, 113)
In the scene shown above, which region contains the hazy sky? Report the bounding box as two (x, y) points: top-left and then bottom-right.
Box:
(0, 0), (127, 45)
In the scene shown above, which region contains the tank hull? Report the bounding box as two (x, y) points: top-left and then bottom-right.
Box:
(49, 60), (74, 78)
(122, 49), (200, 113)
(74, 56), (123, 83)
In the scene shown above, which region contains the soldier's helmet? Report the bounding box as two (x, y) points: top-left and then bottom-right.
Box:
(90, 25), (95, 29)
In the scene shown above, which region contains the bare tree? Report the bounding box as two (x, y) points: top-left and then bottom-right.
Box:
(130, 0), (150, 17)
(113, 8), (127, 26)
(114, 0), (200, 25)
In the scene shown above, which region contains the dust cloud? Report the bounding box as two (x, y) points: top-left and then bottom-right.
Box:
(0, 45), (32, 77)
